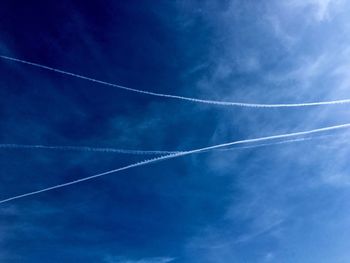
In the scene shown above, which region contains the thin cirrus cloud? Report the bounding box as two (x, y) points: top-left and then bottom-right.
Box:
(284, 0), (342, 21)
(104, 256), (175, 263)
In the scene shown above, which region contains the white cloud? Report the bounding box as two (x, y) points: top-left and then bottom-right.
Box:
(285, 0), (343, 21)
(265, 15), (297, 49)
(104, 256), (174, 263)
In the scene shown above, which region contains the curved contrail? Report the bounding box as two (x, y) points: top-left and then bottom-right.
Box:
(1, 55), (350, 108)
(0, 143), (179, 155)
(1, 123), (349, 204)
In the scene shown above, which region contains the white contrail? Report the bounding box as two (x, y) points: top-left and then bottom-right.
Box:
(0, 143), (179, 155)
(0, 134), (336, 156)
(0, 133), (338, 161)
(2, 55), (350, 108)
(1, 122), (349, 204)
(214, 133), (339, 152)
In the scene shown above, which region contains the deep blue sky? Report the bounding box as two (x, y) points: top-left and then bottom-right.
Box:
(1, 1), (350, 262)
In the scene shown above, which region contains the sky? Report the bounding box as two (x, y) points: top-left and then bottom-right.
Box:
(1, 0), (350, 262)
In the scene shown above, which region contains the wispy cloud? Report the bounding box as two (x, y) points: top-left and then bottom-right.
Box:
(2, 1), (350, 262)
(284, 0), (343, 21)
(104, 256), (174, 263)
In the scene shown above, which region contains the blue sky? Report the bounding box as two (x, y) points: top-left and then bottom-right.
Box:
(1, 0), (350, 262)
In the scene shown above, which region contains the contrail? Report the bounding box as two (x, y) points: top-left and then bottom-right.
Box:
(1, 122), (349, 204)
(0, 134), (339, 156)
(215, 133), (340, 152)
(0, 143), (180, 155)
(0, 136), (325, 154)
(2, 55), (350, 108)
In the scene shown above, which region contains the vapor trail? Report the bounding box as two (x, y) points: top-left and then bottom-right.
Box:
(0, 144), (179, 155)
(1, 123), (349, 204)
(215, 134), (339, 152)
(0, 134), (336, 156)
(2, 55), (350, 108)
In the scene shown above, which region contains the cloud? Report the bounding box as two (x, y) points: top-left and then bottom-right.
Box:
(2, 1), (350, 262)
(104, 256), (174, 263)
(264, 15), (297, 49)
(285, 0), (342, 21)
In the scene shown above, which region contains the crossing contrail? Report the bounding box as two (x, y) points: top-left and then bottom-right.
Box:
(1, 122), (349, 204)
(2, 55), (350, 108)
(0, 134), (339, 156)
(215, 133), (340, 152)
(0, 134), (336, 155)
(0, 143), (180, 155)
